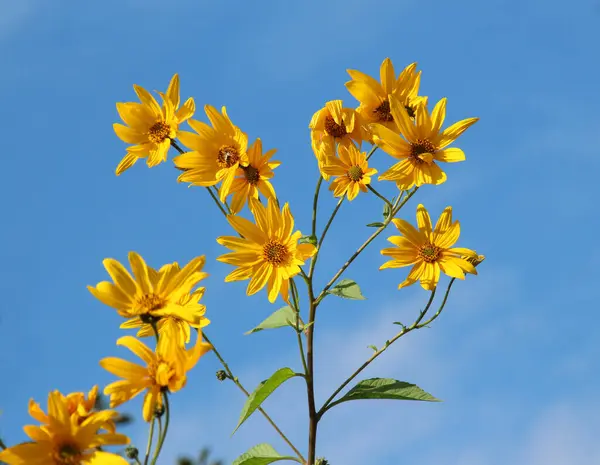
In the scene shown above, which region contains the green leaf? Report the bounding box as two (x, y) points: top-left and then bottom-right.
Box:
(232, 444), (300, 465)
(382, 201), (392, 219)
(245, 307), (303, 335)
(367, 345), (378, 352)
(233, 368), (298, 434)
(366, 222), (384, 228)
(327, 279), (366, 300)
(299, 234), (317, 245)
(328, 378), (440, 410)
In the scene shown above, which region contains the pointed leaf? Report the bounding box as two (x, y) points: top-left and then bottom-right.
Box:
(299, 234), (317, 245)
(327, 378), (440, 410)
(366, 222), (385, 228)
(327, 279), (366, 300)
(232, 444), (300, 465)
(233, 368), (298, 434)
(245, 306), (303, 334)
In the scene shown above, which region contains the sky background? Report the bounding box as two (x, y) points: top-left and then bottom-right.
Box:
(1, 0), (599, 464)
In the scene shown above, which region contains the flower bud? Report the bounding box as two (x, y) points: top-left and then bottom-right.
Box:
(216, 370), (228, 381)
(154, 404), (166, 418)
(125, 446), (139, 459)
(463, 252), (485, 267)
(316, 458), (329, 465)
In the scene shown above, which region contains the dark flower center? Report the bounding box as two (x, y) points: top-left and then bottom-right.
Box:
(136, 293), (166, 314)
(148, 121), (171, 143)
(243, 165), (260, 184)
(410, 139), (437, 164)
(218, 145), (240, 168)
(324, 115), (348, 138)
(347, 165), (364, 182)
(263, 240), (290, 267)
(419, 244), (441, 263)
(373, 100), (393, 122)
(54, 443), (83, 465)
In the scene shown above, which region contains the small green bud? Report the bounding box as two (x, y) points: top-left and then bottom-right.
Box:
(125, 446), (139, 459)
(154, 404), (165, 418)
(216, 370), (228, 381)
(316, 458), (329, 465)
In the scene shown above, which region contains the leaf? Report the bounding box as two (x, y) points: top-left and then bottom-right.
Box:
(382, 201), (392, 219)
(299, 234), (317, 245)
(367, 345), (378, 352)
(366, 222), (384, 228)
(245, 307), (303, 335)
(232, 444), (300, 465)
(328, 378), (440, 410)
(233, 368), (298, 434)
(327, 279), (366, 300)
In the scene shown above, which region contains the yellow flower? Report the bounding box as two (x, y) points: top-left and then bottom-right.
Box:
(100, 334), (211, 421)
(173, 105), (249, 202)
(28, 386), (115, 433)
(345, 58), (426, 134)
(221, 138), (280, 214)
(0, 391), (129, 465)
(380, 204), (477, 290)
(121, 286), (210, 346)
(114, 73), (195, 176)
(321, 144), (378, 201)
(309, 100), (364, 161)
(371, 96), (478, 189)
(88, 253), (209, 343)
(217, 198), (317, 303)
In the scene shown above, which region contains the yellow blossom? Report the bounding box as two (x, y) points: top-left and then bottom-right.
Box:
(221, 138), (280, 214)
(173, 105), (249, 202)
(345, 58), (426, 135)
(113, 73), (195, 175)
(380, 204), (477, 290)
(88, 253), (209, 344)
(321, 144), (377, 201)
(0, 391), (129, 465)
(100, 333), (211, 421)
(371, 96), (478, 189)
(217, 198), (317, 303)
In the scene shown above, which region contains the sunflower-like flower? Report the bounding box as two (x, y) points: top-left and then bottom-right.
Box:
(173, 105), (249, 202)
(321, 144), (377, 201)
(0, 391), (129, 465)
(100, 334), (211, 421)
(28, 386), (115, 433)
(371, 96), (478, 189)
(88, 253), (209, 344)
(114, 73), (195, 176)
(217, 198), (317, 303)
(380, 204), (478, 290)
(310, 100), (364, 164)
(221, 138), (280, 214)
(345, 58), (426, 135)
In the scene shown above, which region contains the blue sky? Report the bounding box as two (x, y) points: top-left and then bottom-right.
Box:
(1, 0), (599, 464)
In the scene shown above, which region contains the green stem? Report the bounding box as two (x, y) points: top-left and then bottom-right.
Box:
(366, 145), (378, 161)
(305, 284), (318, 465)
(291, 279), (309, 376)
(0, 438), (6, 450)
(150, 392), (170, 465)
(314, 187), (418, 306)
(311, 177), (323, 239)
(309, 196), (344, 278)
(318, 279), (456, 416)
(367, 184), (393, 210)
(142, 417), (156, 465)
(202, 332), (306, 463)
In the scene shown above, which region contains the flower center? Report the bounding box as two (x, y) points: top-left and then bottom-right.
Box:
(243, 165), (260, 184)
(262, 240), (290, 267)
(136, 293), (166, 314)
(218, 145), (240, 168)
(324, 115), (348, 138)
(410, 139), (437, 164)
(148, 121), (171, 144)
(419, 244), (441, 263)
(53, 443), (83, 465)
(347, 165), (364, 182)
(373, 100), (393, 122)
(149, 359), (176, 387)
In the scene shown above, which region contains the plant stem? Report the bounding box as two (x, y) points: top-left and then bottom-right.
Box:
(150, 392), (170, 465)
(314, 187), (418, 306)
(305, 285), (318, 465)
(311, 177), (323, 239)
(291, 279), (309, 377)
(366, 145), (378, 161)
(367, 184), (393, 210)
(0, 438), (6, 450)
(318, 279), (456, 416)
(309, 197), (344, 278)
(143, 417), (156, 465)
(202, 332), (306, 463)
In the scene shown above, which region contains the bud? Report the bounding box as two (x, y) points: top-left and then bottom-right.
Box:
(125, 446), (139, 459)
(316, 458), (329, 465)
(216, 370), (228, 381)
(154, 404), (166, 418)
(178, 459), (194, 465)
